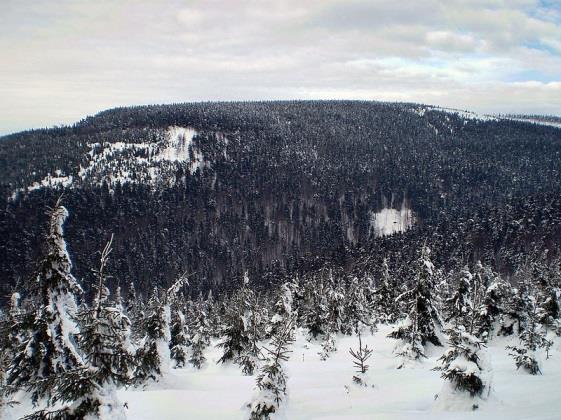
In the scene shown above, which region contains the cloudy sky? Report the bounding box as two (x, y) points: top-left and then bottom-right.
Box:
(1, 0), (561, 135)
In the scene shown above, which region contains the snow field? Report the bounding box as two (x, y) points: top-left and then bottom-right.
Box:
(120, 324), (561, 420)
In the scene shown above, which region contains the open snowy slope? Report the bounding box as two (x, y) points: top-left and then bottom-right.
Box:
(116, 324), (561, 420)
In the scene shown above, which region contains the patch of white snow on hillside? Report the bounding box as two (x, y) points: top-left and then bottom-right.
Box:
(412, 105), (498, 122)
(505, 117), (561, 129)
(27, 173), (74, 192)
(14, 127), (204, 197)
(370, 205), (414, 237)
(153, 127), (199, 163)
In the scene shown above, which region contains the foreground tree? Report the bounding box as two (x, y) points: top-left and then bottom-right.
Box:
(134, 288), (171, 382)
(444, 267), (472, 327)
(473, 263), (511, 341)
(5, 201), (84, 404)
(373, 259), (399, 323)
(249, 317), (295, 419)
(434, 326), (490, 410)
(349, 332), (373, 386)
(135, 273), (189, 382)
(189, 309), (209, 369)
(169, 302), (189, 369)
(506, 291), (553, 375)
(388, 246), (443, 366)
(218, 273), (264, 375)
(267, 283), (294, 338)
(19, 235), (136, 419)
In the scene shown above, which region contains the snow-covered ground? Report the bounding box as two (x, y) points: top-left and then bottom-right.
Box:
(370, 207), (415, 237)
(504, 117), (561, 130)
(411, 105), (498, 122)
(11, 126), (204, 199)
(108, 324), (561, 420)
(6, 324), (560, 419)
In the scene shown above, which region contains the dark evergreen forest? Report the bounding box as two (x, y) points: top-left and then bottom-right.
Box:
(1, 101), (561, 300)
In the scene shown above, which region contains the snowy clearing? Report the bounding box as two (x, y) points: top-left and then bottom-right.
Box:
(504, 118), (561, 130)
(370, 206), (415, 237)
(411, 106), (498, 122)
(50, 324), (561, 420)
(13, 126), (202, 197)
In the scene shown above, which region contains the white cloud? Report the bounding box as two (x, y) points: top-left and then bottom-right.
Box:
(0, 0), (560, 135)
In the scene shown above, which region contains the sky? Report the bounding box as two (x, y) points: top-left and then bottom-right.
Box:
(1, 0), (561, 135)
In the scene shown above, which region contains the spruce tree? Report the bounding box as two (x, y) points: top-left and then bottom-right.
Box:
(204, 290), (221, 339)
(136, 273), (189, 381)
(236, 276), (265, 375)
(17, 234), (135, 419)
(134, 288), (171, 382)
(302, 280), (329, 339)
(189, 309), (209, 369)
(0, 294), (23, 412)
(267, 283), (294, 338)
(388, 246), (442, 365)
(169, 302), (189, 369)
(373, 258), (399, 323)
(318, 332), (337, 361)
(325, 272), (346, 335)
(6, 201), (84, 404)
(249, 316), (295, 419)
(60, 235), (135, 418)
(434, 327), (489, 406)
(475, 265), (511, 340)
(218, 272), (264, 375)
(506, 291), (553, 375)
(532, 253), (561, 328)
(343, 276), (372, 334)
(444, 267), (473, 327)
(349, 332), (373, 386)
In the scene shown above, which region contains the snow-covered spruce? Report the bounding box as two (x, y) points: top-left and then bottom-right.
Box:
(267, 283), (294, 338)
(189, 317), (209, 369)
(134, 288), (172, 382)
(15, 234), (135, 419)
(300, 269), (346, 339)
(57, 235), (134, 418)
(343, 275), (373, 334)
(300, 282), (328, 339)
(531, 251), (561, 328)
(137, 273), (189, 380)
(318, 332), (337, 361)
(184, 291), (211, 369)
(506, 290), (553, 375)
(0, 292), (27, 375)
(388, 246), (443, 366)
(372, 258), (399, 324)
(444, 267), (473, 327)
(474, 263), (512, 340)
(434, 326), (490, 410)
(169, 305), (189, 369)
(248, 317), (295, 420)
(218, 272), (264, 375)
(0, 295), (21, 413)
(5, 200), (84, 404)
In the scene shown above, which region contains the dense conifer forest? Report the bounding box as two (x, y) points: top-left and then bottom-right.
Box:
(1, 101), (561, 298)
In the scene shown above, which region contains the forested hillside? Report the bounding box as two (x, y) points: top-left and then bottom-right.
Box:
(1, 101), (561, 298)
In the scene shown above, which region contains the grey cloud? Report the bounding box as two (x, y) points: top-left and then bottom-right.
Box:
(0, 0), (560, 135)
